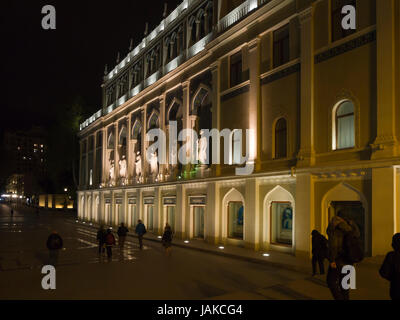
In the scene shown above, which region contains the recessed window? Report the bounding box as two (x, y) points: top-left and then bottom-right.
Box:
(271, 202), (293, 246)
(273, 24), (290, 68)
(334, 101), (355, 150)
(228, 202), (244, 239)
(331, 0), (357, 42)
(230, 51), (242, 87)
(274, 118), (287, 159)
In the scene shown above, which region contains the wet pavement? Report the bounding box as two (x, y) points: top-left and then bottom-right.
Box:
(0, 204), (390, 300)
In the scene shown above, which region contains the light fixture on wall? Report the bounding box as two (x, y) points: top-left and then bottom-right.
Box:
(218, 246), (224, 250)
(263, 253), (270, 257)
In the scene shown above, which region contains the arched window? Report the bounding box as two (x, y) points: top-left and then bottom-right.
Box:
(274, 118), (287, 159)
(334, 101), (355, 150)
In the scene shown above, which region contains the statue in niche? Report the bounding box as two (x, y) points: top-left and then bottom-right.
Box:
(119, 155), (127, 178)
(170, 140), (178, 167)
(149, 151), (159, 175)
(198, 129), (208, 165)
(109, 160), (115, 181)
(135, 152), (142, 177)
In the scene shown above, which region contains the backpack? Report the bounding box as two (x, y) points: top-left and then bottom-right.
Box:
(105, 233), (114, 245)
(343, 222), (364, 264)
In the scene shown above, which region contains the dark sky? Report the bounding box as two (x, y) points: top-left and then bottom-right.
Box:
(0, 0), (181, 131)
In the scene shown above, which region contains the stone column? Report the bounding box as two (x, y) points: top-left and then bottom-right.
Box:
(297, 7), (316, 167)
(127, 114), (133, 184)
(295, 172), (315, 258)
(141, 107), (147, 179)
(159, 94), (166, 179)
(102, 127), (108, 186)
(372, 167), (397, 255)
(244, 178), (260, 250)
(85, 138), (89, 189)
(206, 181), (220, 244)
(371, 0), (399, 158)
(176, 184), (186, 239)
(247, 38), (261, 171)
(114, 122), (119, 185)
(93, 133), (97, 187)
(154, 187), (162, 235)
(211, 61), (221, 176)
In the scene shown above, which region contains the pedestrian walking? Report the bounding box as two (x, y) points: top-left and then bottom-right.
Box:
(135, 220), (146, 250)
(326, 211), (363, 300)
(96, 225), (107, 254)
(162, 223), (173, 256)
(46, 231), (63, 266)
(105, 228), (116, 260)
(117, 223), (129, 250)
(311, 230), (328, 276)
(10, 208), (13, 216)
(379, 233), (400, 301)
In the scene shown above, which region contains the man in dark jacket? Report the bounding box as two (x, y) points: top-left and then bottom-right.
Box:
(105, 228), (116, 260)
(46, 231), (63, 266)
(96, 225), (107, 254)
(379, 233), (400, 301)
(135, 220), (146, 250)
(311, 230), (328, 276)
(117, 223), (129, 249)
(326, 211), (360, 300)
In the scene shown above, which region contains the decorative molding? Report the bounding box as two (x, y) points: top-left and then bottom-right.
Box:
(260, 63), (300, 85)
(315, 31), (376, 64)
(221, 83), (250, 102)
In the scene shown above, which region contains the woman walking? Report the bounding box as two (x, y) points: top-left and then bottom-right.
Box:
(162, 223), (173, 256)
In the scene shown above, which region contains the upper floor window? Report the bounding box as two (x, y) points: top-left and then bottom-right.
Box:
(230, 51), (242, 87)
(273, 24), (290, 68)
(274, 118), (287, 159)
(332, 0), (357, 42)
(334, 100), (355, 150)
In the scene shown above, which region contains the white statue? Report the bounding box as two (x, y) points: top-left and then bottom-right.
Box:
(135, 152), (142, 177)
(150, 151), (158, 175)
(198, 130), (208, 165)
(170, 140), (177, 166)
(109, 160), (115, 181)
(119, 155), (127, 178)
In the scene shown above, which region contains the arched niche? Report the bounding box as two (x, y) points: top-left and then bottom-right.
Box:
(321, 182), (369, 254)
(222, 188), (245, 241)
(263, 186), (295, 251)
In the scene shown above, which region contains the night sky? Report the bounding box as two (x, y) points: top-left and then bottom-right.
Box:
(0, 0), (182, 131)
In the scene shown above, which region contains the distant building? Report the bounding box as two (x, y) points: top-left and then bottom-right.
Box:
(5, 174), (24, 195)
(3, 126), (47, 197)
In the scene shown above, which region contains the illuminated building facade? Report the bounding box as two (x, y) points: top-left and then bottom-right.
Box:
(78, 0), (400, 258)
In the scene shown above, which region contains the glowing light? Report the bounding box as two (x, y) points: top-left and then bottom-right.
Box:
(184, 240), (189, 244)
(218, 246), (225, 250)
(157, 236), (162, 239)
(263, 253), (270, 257)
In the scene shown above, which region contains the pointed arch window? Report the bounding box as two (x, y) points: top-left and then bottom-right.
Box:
(274, 118), (287, 159)
(334, 101), (355, 150)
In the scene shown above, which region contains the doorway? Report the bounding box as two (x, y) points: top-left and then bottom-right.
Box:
(193, 206), (205, 239)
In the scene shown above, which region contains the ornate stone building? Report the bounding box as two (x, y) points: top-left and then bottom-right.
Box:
(78, 0), (400, 258)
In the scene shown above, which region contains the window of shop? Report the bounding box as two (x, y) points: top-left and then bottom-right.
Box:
(228, 202), (244, 239)
(193, 206), (205, 238)
(271, 202), (293, 246)
(166, 206), (175, 232)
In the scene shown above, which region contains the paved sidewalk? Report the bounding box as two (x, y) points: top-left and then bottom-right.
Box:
(79, 218), (391, 300)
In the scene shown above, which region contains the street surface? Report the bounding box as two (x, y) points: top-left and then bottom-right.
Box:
(0, 204), (353, 300)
